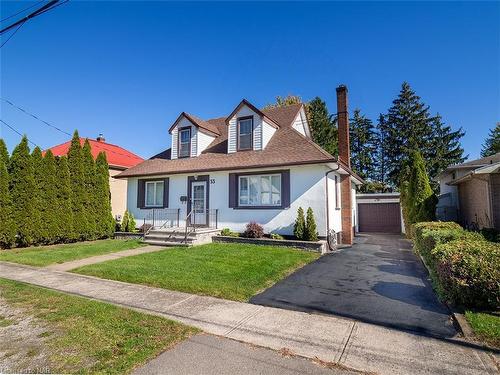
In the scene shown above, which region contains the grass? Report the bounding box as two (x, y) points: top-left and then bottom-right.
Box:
(0, 278), (198, 374)
(73, 243), (319, 301)
(0, 239), (145, 267)
(465, 311), (500, 348)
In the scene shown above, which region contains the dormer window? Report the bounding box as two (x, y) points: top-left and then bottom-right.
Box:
(178, 128), (191, 158)
(237, 116), (253, 151)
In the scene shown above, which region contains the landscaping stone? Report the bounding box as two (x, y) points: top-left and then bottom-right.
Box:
(212, 236), (327, 253)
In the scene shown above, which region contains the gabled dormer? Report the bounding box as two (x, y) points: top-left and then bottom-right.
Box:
(226, 99), (279, 153)
(291, 105), (311, 138)
(169, 112), (220, 159)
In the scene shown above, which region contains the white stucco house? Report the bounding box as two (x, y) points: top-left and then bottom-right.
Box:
(116, 85), (363, 245)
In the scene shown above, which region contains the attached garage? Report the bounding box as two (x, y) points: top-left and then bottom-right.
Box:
(356, 193), (402, 234)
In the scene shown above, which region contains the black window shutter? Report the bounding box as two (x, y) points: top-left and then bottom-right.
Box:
(281, 170), (291, 208)
(163, 178), (169, 208)
(228, 173), (237, 208)
(137, 179), (146, 208)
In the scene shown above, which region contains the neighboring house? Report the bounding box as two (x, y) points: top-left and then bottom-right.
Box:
(117, 86), (363, 244)
(437, 152), (500, 230)
(45, 135), (144, 219)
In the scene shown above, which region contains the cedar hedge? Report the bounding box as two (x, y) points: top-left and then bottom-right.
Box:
(414, 222), (500, 309)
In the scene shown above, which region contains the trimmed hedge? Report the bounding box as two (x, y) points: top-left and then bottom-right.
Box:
(413, 222), (500, 309)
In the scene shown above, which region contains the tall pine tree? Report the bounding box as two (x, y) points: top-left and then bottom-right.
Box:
(0, 139), (9, 164)
(32, 147), (49, 243)
(82, 139), (97, 239)
(481, 123), (500, 157)
(0, 151), (15, 248)
(55, 156), (73, 242)
(67, 130), (88, 240)
(95, 152), (115, 238)
(9, 136), (40, 247)
(350, 109), (378, 180)
(42, 150), (60, 243)
(383, 82), (465, 187)
(307, 97), (338, 155)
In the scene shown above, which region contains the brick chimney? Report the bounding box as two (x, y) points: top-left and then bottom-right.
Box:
(336, 85), (353, 245)
(96, 133), (105, 142)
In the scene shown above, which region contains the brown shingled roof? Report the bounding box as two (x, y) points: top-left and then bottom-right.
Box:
(118, 103), (335, 178)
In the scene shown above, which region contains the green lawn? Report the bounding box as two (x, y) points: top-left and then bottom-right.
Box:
(0, 239), (145, 267)
(0, 278), (197, 374)
(465, 311), (500, 348)
(73, 243), (319, 301)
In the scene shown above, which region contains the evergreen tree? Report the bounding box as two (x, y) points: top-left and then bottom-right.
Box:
(350, 109), (378, 180)
(375, 114), (390, 185)
(67, 130), (88, 240)
(405, 150), (437, 226)
(42, 150), (60, 243)
(55, 156), (73, 242)
(82, 139), (97, 239)
(384, 82), (465, 187)
(428, 114), (466, 184)
(32, 147), (49, 244)
(95, 152), (115, 238)
(0, 138), (9, 164)
(120, 210), (130, 232)
(0, 153), (15, 248)
(128, 212), (136, 232)
(307, 97), (338, 155)
(305, 207), (318, 241)
(481, 123), (500, 157)
(8, 136), (39, 247)
(293, 207), (305, 240)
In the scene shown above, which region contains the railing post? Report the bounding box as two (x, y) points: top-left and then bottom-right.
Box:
(152, 209), (155, 228)
(143, 218), (145, 234)
(215, 209), (218, 229)
(177, 208), (180, 228)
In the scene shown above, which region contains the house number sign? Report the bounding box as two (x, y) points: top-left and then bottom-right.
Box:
(210, 179), (216, 184)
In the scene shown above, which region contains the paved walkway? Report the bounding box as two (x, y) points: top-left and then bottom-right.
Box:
(0, 262), (497, 375)
(251, 234), (456, 338)
(133, 333), (356, 375)
(44, 245), (165, 271)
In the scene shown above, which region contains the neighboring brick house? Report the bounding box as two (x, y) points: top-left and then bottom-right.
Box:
(45, 135), (144, 219)
(117, 86), (363, 245)
(437, 153), (500, 230)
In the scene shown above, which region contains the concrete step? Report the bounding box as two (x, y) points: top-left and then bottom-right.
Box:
(145, 234), (194, 242)
(143, 240), (190, 247)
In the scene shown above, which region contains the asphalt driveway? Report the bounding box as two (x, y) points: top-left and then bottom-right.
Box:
(250, 233), (457, 338)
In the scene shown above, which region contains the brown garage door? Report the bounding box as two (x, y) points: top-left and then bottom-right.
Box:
(358, 203), (401, 233)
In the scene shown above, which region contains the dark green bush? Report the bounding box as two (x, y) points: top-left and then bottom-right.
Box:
(270, 233), (284, 240)
(293, 207), (305, 240)
(413, 221), (499, 309)
(305, 207), (318, 241)
(220, 228), (239, 237)
(480, 228), (500, 243)
(433, 239), (500, 309)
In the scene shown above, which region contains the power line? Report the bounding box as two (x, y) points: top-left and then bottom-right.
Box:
(1, 98), (72, 136)
(0, 0), (45, 23)
(0, 19), (26, 49)
(0, 0), (59, 35)
(0, 119), (39, 147)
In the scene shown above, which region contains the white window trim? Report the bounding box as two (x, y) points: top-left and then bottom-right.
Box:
(145, 181), (164, 207)
(238, 174), (282, 207)
(179, 128), (191, 158)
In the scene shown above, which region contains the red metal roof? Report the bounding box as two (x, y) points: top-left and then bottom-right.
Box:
(45, 138), (144, 169)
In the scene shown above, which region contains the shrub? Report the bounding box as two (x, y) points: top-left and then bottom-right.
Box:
(128, 213), (136, 232)
(305, 207), (318, 241)
(433, 239), (500, 309)
(293, 207), (305, 240)
(270, 233), (284, 240)
(120, 211), (129, 232)
(220, 228), (239, 237)
(243, 222), (264, 238)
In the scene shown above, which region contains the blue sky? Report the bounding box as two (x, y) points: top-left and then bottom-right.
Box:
(1, 1), (498, 160)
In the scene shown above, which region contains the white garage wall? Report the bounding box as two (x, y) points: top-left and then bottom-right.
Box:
(126, 164), (338, 236)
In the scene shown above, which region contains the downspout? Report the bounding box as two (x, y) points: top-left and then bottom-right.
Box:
(325, 163), (341, 250)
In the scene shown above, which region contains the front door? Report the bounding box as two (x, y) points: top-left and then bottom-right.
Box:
(191, 181), (207, 226)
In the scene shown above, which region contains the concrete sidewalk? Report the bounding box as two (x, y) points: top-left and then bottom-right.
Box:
(44, 245), (165, 271)
(0, 262), (497, 375)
